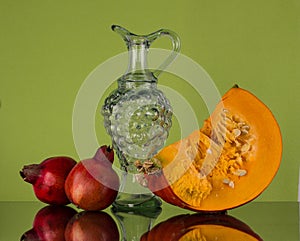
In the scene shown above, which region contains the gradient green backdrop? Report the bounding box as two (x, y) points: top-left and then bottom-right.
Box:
(1, 0), (299, 202)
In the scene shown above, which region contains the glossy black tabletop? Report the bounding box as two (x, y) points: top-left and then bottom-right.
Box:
(0, 201), (298, 241)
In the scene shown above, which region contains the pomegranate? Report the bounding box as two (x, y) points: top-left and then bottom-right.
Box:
(20, 229), (39, 241)
(64, 211), (119, 241)
(21, 205), (77, 241)
(20, 156), (77, 205)
(65, 145), (120, 211)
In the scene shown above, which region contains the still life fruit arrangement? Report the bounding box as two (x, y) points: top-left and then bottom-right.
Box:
(20, 85), (282, 212)
(20, 86), (281, 240)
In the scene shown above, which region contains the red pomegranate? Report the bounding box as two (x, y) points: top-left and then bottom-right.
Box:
(21, 205), (77, 241)
(65, 145), (120, 211)
(64, 211), (119, 241)
(20, 156), (77, 205)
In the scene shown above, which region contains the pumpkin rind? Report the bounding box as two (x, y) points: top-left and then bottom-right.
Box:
(146, 86), (282, 211)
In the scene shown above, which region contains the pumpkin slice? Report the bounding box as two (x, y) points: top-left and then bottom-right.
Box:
(145, 86), (282, 211)
(140, 213), (263, 241)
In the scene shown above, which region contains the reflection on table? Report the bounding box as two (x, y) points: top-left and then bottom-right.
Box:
(0, 201), (298, 241)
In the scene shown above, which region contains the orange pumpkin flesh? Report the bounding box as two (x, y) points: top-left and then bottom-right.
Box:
(141, 213), (263, 241)
(146, 86), (282, 212)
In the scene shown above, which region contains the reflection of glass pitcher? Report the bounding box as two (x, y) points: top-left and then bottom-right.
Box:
(102, 25), (180, 173)
(111, 205), (162, 241)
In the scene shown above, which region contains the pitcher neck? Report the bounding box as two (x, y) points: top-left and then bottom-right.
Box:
(111, 25), (157, 83)
(124, 41), (155, 81)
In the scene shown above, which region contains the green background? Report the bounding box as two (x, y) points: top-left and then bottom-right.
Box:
(1, 0), (299, 202)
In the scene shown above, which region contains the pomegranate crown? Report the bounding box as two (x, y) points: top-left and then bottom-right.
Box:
(93, 145), (114, 164)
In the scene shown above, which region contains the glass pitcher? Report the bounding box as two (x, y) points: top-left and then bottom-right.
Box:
(101, 25), (180, 208)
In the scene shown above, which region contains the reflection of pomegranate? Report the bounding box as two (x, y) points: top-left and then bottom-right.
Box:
(20, 156), (77, 205)
(65, 211), (119, 241)
(141, 213), (263, 241)
(21, 205), (77, 241)
(65, 146), (120, 211)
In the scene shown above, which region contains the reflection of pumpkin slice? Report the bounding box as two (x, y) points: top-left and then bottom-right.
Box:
(179, 225), (259, 241)
(146, 86), (282, 211)
(141, 213), (263, 241)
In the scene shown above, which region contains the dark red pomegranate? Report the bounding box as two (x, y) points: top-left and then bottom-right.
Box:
(64, 211), (119, 241)
(65, 145), (120, 211)
(21, 205), (77, 241)
(20, 156), (77, 205)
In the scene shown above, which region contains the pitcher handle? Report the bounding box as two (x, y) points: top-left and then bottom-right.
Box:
(147, 29), (181, 78)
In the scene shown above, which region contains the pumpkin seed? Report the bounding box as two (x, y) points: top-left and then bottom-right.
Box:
(242, 125), (250, 130)
(222, 178), (235, 188)
(233, 128), (241, 137)
(241, 143), (250, 152)
(233, 169), (247, 176)
(223, 178), (230, 184)
(241, 129), (249, 135)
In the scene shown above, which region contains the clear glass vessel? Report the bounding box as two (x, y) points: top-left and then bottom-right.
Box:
(111, 205), (162, 241)
(101, 25), (180, 208)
